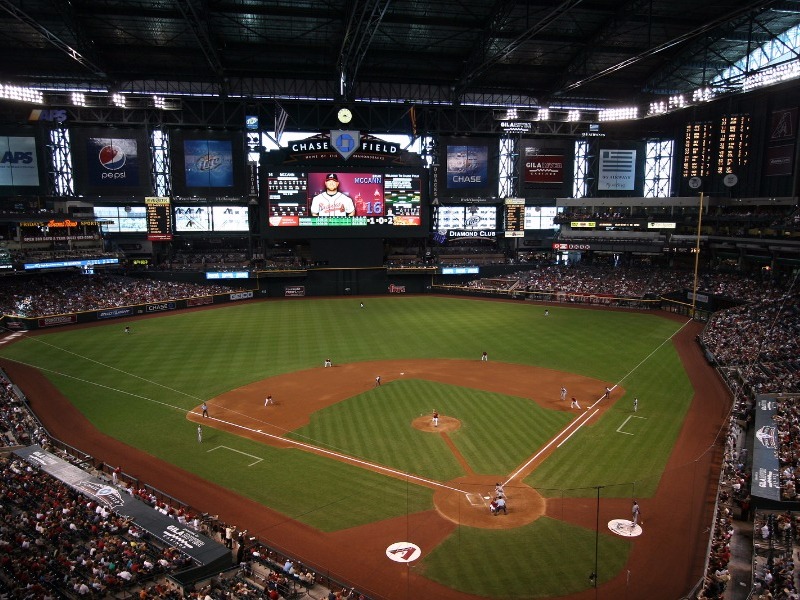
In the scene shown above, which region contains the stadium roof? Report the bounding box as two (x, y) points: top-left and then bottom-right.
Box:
(1, 0), (800, 110)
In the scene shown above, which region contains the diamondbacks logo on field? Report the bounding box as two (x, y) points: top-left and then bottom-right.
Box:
(385, 541), (421, 563)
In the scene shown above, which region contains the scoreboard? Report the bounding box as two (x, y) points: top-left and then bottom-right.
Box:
(503, 198), (525, 238)
(145, 197), (173, 241)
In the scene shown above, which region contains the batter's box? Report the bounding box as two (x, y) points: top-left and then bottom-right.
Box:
(466, 492), (486, 507)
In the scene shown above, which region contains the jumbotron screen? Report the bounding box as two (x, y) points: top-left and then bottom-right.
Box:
(266, 170), (422, 227)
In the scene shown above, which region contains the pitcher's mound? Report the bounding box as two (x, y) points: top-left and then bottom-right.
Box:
(412, 415), (460, 432)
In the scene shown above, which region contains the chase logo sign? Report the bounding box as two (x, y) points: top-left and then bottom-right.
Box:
(331, 130), (360, 160)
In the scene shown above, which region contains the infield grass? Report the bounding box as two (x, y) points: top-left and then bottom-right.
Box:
(0, 296), (693, 598)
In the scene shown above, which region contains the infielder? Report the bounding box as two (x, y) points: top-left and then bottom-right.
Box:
(432, 409), (439, 427)
(560, 387), (567, 401)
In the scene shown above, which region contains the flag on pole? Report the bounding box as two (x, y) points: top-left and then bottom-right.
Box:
(275, 103), (288, 143)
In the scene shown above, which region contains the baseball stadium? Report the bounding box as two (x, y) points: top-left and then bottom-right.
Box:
(0, 3), (800, 600)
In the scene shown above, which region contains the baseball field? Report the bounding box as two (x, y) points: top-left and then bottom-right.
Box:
(0, 295), (730, 599)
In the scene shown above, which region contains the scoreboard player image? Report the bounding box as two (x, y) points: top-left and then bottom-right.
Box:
(310, 173), (357, 217)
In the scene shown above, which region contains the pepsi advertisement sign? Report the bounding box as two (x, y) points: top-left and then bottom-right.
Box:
(184, 139), (234, 187)
(86, 137), (140, 186)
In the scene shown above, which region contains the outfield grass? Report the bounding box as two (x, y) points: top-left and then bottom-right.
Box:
(0, 296), (693, 598)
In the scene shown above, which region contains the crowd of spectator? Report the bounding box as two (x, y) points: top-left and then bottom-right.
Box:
(0, 273), (246, 318)
(701, 293), (800, 395)
(461, 263), (788, 302)
(749, 511), (800, 600)
(0, 372), (41, 448)
(0, 454), (193, 599)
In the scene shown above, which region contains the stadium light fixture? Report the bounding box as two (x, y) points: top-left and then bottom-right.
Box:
(0, 84), (44, 104)
(598, 106), (639, 121)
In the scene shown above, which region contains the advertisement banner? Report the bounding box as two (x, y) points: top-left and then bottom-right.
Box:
(751, 395), (781, 501)
(0, 136), (39, 186)
(184, 139), (234, 187)
(523, 154), (564, 183)
(765, 144), (794, 176)
(285, 286), (306, 297)
(445, 144), (489, 189)
(187, 296), (214, 307)
(86, 137), (140, 187)
(38, 314), (77, 328)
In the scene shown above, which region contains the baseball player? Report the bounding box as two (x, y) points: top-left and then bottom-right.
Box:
(495, 482), (505, 498)
(201, 402), (208, 417)
(197, 425), (203, 443)
(560, 387), (567, 402)
(631, 500), (641, 528)
(264, 395), (273, 406)
(375, 375), (381, 387)
(633, 397), (638, 412)
(432, 409), (439, 427)
(571, 396), (581, 409)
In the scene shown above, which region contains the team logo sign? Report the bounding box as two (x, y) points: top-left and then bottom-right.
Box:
(385, 541), (421, 563)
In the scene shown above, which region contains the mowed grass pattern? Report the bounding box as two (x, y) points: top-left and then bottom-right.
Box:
(0, 296), (692, 598)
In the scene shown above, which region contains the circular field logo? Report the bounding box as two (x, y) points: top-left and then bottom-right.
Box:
(385, 542), (421, 563)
